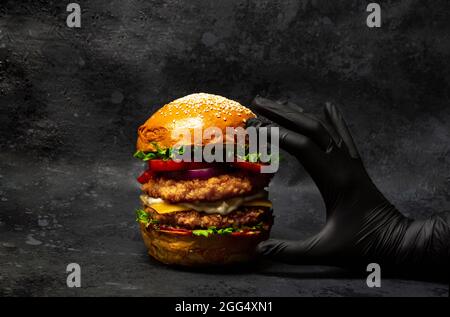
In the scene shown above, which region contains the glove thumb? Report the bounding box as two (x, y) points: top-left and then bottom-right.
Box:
(257, 238), (322, 264)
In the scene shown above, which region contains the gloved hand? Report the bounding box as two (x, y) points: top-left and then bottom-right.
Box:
(247, 96), (449, 279)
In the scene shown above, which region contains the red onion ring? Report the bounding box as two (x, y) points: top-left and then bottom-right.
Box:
(164, 167), (225, 180)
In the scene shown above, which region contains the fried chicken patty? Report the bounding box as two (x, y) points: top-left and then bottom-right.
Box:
(142, 172), (270, 203)
(144, 206), (273, 230)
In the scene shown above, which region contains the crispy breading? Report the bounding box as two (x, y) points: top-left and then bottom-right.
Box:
(142, 172), (270, 203)
(145, 206), (272, 230)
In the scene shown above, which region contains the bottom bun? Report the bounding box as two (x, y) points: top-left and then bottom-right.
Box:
(139, 224), (269, 267)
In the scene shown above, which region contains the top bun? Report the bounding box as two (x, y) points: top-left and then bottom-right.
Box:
(137, 93), (255, 152)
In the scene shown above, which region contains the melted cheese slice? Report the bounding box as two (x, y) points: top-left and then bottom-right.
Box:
(148, 199), (272, 214)
(148, 203), (187, 214)
(242, 200), (273, 208)
(140, 193), (272, 215)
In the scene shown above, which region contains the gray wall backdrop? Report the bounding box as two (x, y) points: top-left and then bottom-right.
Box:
(0, 0), (449, 296)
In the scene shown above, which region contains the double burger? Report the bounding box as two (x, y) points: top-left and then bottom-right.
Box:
(134, 93), (274, 266)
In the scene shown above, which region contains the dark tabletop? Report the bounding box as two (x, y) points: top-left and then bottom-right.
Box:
(0, 0), (449, 296)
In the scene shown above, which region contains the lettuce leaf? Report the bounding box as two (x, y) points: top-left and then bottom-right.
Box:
(192, 224), (262, 237)
(135, 209), (158, 225)
(191, 228), (215, 237)
(134, 148), (277, 163)
(136, 213), (264, 236)
(133, 143), (186, 161)
(133, 151), (157, 161)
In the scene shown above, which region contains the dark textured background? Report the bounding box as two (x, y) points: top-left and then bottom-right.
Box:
(0, 0), (449, 296)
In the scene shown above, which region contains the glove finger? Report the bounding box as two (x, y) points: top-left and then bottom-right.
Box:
(252, 96), (332, 151)
(257, 238), (327, 264)
(281, 99), (343, 151)
(324, 102), (360, 159)
(279, 99), (304, 112)
(247, 118), (326, 170)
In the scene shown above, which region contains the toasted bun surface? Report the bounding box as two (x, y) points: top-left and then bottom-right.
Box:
(140, 224), (268, 266)
(137, 93), (255, 152)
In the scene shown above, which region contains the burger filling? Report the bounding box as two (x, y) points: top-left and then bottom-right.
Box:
(137, 207), (273, 237)
(135, 150), (274, 237)
(136, 187), (273, 236)
(140, 190), (270, 215)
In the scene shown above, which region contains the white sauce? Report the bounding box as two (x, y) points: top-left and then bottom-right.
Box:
(140, 191), (268, 215)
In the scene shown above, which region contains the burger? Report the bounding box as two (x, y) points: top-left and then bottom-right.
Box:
(134, 93), (274, 266)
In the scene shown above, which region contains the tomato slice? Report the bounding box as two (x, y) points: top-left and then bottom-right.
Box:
(146, 159), (273, 174)
(137, 170), (153, 184)
(157, 225), (193, 236)
(148, 160), (213, 172)
(231, 230), (261, 237)
(232, 161), (265, 173)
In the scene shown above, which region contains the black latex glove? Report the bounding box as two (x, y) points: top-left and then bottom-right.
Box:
(248, 96), (449, 279)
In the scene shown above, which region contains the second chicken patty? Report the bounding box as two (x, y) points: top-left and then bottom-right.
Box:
(144, 206), (273, 230)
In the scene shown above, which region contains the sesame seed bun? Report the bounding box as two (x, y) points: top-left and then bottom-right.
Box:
(137, 93), (256, 152)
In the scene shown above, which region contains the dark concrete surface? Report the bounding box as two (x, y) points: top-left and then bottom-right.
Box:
(0, 1), (449, 296)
